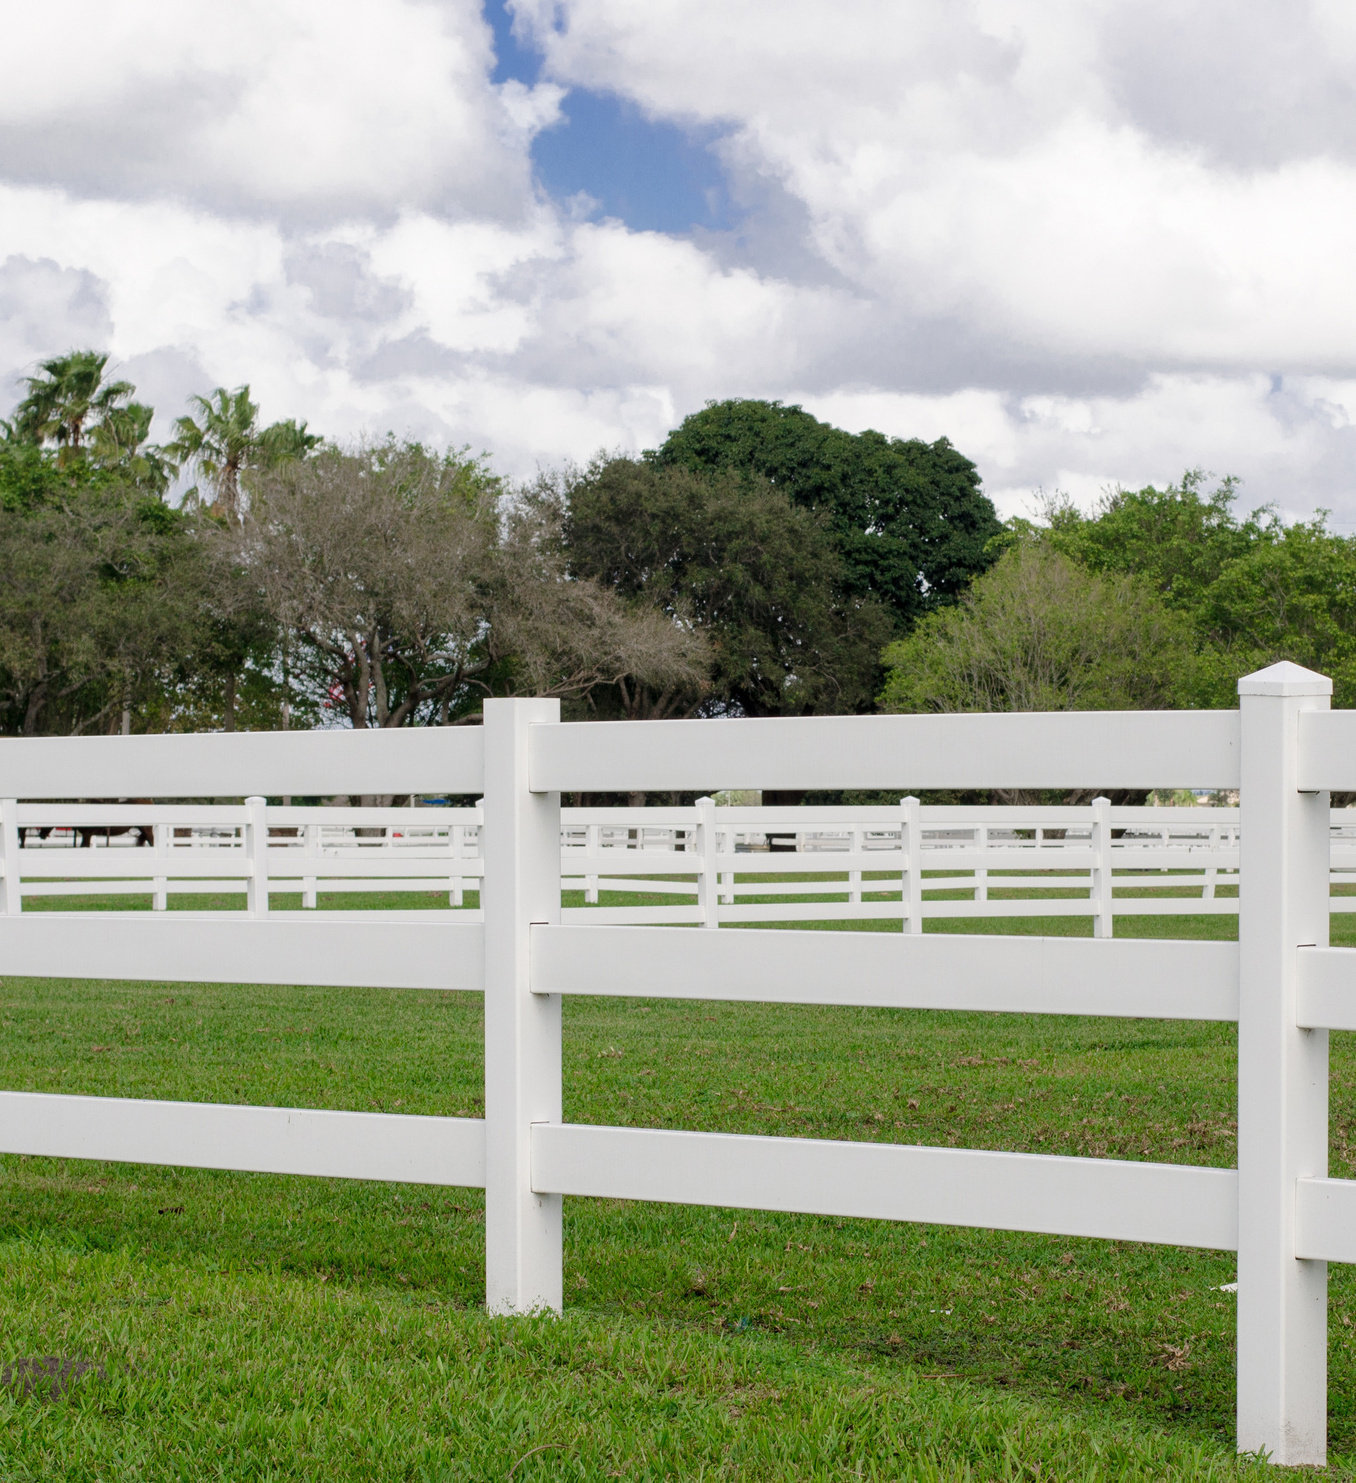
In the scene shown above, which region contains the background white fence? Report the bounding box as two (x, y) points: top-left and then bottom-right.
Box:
(0, 669), (1354, 1464)
(13, 796), (1356, 932)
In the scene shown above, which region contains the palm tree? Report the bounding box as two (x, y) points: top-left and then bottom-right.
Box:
(163, 386), (262, 523)
(12, 351), (136, 462)
(164, 389), (320, 523)
(259, 418), (322, 466)
(88, 402), (175, 495)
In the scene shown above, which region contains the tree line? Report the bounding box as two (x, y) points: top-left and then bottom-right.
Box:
(4, 350), (1349, 754)
(0, 353), (1001, 740)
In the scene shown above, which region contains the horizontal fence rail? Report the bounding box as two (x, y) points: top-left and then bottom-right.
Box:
(532, 924), (1242, 1021)
(1300, 710), (1356, 792)
(0, 728), (485, 798)
(531, 1124), (1240, 1250)
(0, 670), (1352, 1465)
(529, 710), (1242, 793)
(0, 915), (485, 990)
(0, 1091), (485, 1186)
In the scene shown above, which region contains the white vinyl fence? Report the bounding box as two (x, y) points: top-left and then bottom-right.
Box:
(1, 664), (1354, 1464)
(12, 796), (1356, 932)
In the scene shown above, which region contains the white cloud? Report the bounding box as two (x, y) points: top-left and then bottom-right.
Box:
(0, 0), (543, 221)
(517, 0), (1356, 369)
(806, 375), (1356, 526)
(2, 0), (1356, 528)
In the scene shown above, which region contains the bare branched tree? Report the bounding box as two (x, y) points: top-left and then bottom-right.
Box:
(234, 441), (707, 731)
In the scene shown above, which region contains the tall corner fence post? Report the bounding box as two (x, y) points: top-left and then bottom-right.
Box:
(1236, 664), (1332, 1466)
(0, 797), (19, 916)
(901, 795), (922, 934)
(245, 796), (269, 918)
(696, 796), (719, 929)
(1091, 795), (1113, 939)
(483, 697), (563, 1315)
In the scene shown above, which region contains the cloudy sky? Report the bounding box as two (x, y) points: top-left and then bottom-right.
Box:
(2, 0), (1355, 521)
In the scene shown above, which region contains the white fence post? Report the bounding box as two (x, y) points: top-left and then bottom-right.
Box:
(483, 697), (562, 1315)
(584, 821), (599, 905)
(696, 796), (719, 929)
(302, 822), (318, 910)
(848, 826), (862, 905)
(0, 798), (20, 916)
(245, 796), (269, 918)
(719, 818), (734, 906)
(1236, 662), (1331, 1465)
(449, 823), (466, 908)
(1091, 796), (1113, 939)
(151, 823), (168, 912)
(902, 795), (922, 934)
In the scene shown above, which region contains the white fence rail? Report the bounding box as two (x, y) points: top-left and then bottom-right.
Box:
(1, 667), (1354, 1464)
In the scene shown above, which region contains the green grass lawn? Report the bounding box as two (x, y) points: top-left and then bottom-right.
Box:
(3, 884), (1354, 1477)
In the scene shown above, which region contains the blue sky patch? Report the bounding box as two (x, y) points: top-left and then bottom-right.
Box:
(485, 0), (735, 235)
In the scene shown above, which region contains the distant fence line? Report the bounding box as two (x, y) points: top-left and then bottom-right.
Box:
(10, 800), (1356, 929)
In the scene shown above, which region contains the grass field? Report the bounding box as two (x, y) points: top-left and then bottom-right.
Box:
(1, 879), (1353, 1477)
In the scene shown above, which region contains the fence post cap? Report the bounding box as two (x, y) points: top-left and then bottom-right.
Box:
(1237, 662), (1332, 698)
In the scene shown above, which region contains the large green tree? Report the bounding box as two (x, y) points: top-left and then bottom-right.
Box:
(559, 456), (891, 719)
(1044, 475), (1356, 707)
(1042, 474), (1270, 613)
(650, 399), (1003, 627)
(879, 537), (1197, 717)
(0, 463), (201, 736)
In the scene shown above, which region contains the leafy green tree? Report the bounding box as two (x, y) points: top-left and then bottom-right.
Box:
(0, 470), (201, 736)
(559, 456), (890, 719)
(165, 387), (320, 522)
(650, 399), (1002, 627)
(0, 437), (93, 512)
(11, 351), (136, 460)
(1044, 474), (1356, 707)
(1042, 473), (1274, 613)
(1193, 519), (1356, 707)
(879, 537), (1197, 716)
